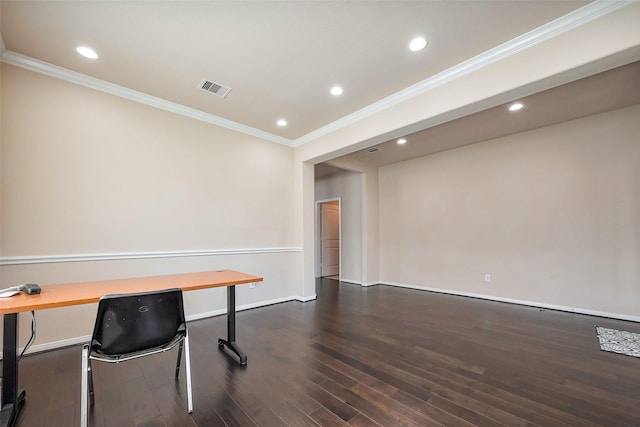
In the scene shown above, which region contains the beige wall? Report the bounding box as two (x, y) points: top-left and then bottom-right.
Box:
(294, 3), (640, 302)
(3, 3), (640, 352)
(0, 63), (299, 350)
(379, 104), (640, 319)
(1, 64), (295, 255)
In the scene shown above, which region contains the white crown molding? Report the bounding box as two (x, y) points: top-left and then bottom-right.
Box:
(292, 0), (633, 147)
(0, 247), (302, 266)
(1, 1), (629, 150)
(0, 50), (294, 147)
(379, 281), (640, 323)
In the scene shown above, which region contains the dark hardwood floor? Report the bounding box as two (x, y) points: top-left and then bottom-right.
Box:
(8, 279), (640, 426)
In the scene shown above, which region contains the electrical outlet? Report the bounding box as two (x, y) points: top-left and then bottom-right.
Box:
(484, 274), (491, 282)
(249, 283), (257, 289)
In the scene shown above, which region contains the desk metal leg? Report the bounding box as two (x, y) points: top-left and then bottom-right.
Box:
(217, 285), (247, 366)
(1, 313), (25, 427)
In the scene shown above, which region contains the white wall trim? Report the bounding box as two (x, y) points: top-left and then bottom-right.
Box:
(379, 281), (640, 323)
(0, 51), (293, 147)
(9, 276), (635, 359)
(292, 0), (633, 147)
(13, 334), (93, 359)
(295, 294), (317, 302)
(335, 279), (377, 287)
(186, 295), (302, 322)
(1, 2), (628, 150)
(338, 278), (364, 286)
(0, 247), (302, 266)
(2, 293), (314, 359)
(319, 278), (374, 287)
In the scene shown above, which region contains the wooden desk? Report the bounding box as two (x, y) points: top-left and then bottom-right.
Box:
(0, 270), (262, 427)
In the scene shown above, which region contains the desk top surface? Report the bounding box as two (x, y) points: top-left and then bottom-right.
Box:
(0, 270), (263, 314)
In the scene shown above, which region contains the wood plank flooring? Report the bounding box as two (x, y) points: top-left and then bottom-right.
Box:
(8, 279), (640, 426)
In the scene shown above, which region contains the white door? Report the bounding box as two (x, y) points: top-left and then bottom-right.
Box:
(320, 202), (340, 277)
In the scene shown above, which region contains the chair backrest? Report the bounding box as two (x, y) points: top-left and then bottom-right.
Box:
(90, 288), (186, 357)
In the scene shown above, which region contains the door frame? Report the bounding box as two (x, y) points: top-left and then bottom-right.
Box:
(315, 197), (341, 278)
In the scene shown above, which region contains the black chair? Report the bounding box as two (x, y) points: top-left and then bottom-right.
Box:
(80, 288), (193, 426)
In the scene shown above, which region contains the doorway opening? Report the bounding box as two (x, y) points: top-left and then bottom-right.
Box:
(316, 199), (340, 280)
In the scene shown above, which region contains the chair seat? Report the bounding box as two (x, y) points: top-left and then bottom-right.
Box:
(90, 333), (185, 363)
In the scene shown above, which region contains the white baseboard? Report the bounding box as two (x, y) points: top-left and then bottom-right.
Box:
(185, 295), (302, 322)
(11, 281), (633, 360)
(328, 278), (377, 287)
(1, 294), (315, 359)
(14, 334), (92, 358)
(378, 281), (640, 323)
(337, 278), (363, 286)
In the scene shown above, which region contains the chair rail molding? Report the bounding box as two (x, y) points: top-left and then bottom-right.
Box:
(0, 247), (302, 266)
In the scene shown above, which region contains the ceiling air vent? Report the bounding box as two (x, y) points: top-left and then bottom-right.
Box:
(198, 79), (232, 98)
(366, 147), (381, 153)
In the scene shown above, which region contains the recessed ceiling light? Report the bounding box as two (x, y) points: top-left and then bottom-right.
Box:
(76, 46), (99, 59)
(397, 138), (407, 145)
(409, 37), (428, 52)
(509, 102), (524, 111)
(330, 86), (344, 96)
(277, 119), (288, 127)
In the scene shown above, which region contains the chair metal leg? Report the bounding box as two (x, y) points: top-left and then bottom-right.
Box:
(175, 341), (183, 378)
(88, 359), (94, 406)
(184, 334), (193, 413)
(81, 344), (89, 427)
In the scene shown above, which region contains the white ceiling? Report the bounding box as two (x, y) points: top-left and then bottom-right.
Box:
(2, 0), (639, 173)
(342, 59), (640, 167)
(1, 0), (593, 142)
